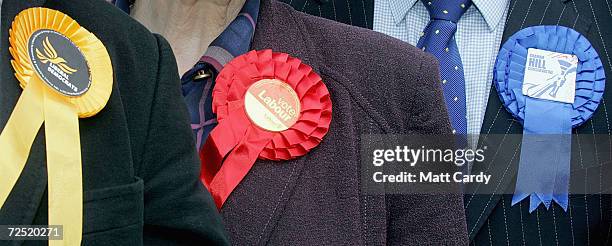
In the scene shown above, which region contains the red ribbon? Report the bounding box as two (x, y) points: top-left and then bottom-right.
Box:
(200, 50), (332, 209)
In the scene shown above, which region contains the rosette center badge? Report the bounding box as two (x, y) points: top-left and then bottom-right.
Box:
(29, 30), (91, 96)
(244, 79), (301, 132)
(522, 48), (578, 104)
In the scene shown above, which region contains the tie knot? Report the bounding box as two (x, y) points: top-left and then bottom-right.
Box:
(422, 0), (472, 22)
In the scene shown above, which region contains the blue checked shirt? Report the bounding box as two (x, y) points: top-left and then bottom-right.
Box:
(374, 0), (510, 136)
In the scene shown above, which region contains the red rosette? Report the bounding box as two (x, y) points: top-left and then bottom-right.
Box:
(200, 49), (332, 209)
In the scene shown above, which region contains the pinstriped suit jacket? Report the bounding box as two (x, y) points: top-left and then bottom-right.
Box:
(287, 0), (612, 245)
(467, 0), (612, 245)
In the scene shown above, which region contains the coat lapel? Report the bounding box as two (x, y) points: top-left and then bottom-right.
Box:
(465, 0), (592, 240)
(0, 0), (51, 237)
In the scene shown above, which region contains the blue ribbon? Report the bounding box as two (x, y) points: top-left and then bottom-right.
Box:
(493, 26), (606, 212)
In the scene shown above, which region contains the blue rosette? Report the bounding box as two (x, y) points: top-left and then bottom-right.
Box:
(493, 25), (605, 212)
(495, 26), (605, 127)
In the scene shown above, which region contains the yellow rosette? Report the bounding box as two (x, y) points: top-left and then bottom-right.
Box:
(0, 8), (112, 245)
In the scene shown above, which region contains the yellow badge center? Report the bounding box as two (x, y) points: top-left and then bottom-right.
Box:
(244, 79), (301, 132)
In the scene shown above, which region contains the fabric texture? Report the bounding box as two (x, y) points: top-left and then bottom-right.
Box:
(279, 0), (373, 29)
(416, 0), (472, 135)
(0, 0), (229, 245)
(374, 0), (509, 137)
(216, 0), (468, 244)
(107, 0), (467, 244)
(465, 0), (612, 245)
(371, 0), (612, 244)
(97, 0), (468, 244)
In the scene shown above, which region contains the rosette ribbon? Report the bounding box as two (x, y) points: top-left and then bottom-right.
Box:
(200, 50), (332, 209)
(0, 8), (112, 245)
(494, 26), (605, 212)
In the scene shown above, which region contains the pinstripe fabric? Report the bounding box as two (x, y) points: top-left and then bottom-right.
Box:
(466, 0), (612, 245)
(373, 0), (509, 139)
(279, 0), (373, 29)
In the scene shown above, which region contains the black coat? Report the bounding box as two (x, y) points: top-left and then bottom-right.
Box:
(0, 0), (229, 245)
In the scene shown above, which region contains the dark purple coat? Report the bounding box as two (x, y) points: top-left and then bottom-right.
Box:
(220, 0), (468, 245)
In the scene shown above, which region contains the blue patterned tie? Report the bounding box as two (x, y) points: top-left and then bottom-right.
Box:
(417, 0), (472, 135)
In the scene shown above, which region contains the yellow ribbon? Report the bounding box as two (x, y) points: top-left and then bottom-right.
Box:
(0, 8), (112, 245)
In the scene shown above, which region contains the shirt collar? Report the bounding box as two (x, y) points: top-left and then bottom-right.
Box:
(200, 0), (260, 71)
(387, 0), (508, 32)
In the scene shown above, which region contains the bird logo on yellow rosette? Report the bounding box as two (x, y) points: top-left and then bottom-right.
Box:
(35, 37), (79, 75)
(0, 8), (113, 245)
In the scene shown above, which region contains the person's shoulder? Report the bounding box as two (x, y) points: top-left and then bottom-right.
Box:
(45, 0), (178, 108)
(49, 0), (160, 54)
(277, 2), (443, 132)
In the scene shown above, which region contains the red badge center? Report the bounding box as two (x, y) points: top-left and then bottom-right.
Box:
(244, 79), (301, 132)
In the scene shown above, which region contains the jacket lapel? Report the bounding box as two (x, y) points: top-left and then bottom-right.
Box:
(0, 0), (51, 237)
(465, 0), (592, 240)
